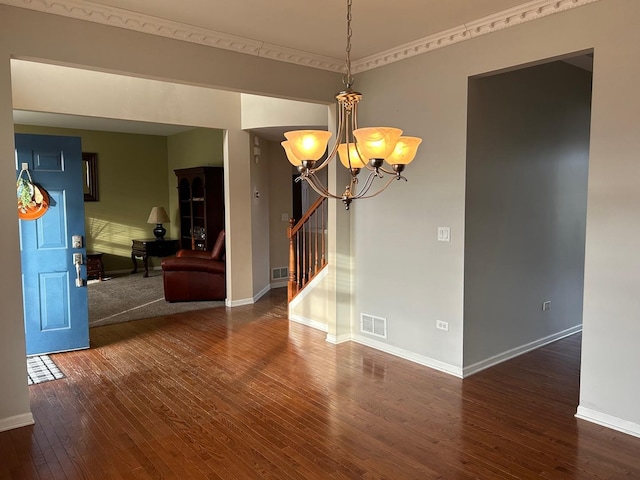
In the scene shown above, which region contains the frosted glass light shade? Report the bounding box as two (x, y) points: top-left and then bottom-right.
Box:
(337, 143), (366, 169)
(353, 127), (402, 160)
(281, 141), (302, 167)
(386, 136), (422, 165)
(284, 130), (332, 161)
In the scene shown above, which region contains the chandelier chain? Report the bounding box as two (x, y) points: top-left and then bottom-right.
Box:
(344, 0), (354, 88)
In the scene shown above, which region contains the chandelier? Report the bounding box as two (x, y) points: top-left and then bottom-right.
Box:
(281, 0), (422, 210)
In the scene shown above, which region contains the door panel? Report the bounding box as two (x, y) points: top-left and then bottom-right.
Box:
(16, 133), (89, 356)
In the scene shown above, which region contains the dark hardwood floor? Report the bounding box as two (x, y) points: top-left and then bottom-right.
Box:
(1, 288), (639, 479)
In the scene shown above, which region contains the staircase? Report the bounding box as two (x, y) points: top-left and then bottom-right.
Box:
(287, 196), (328, 301)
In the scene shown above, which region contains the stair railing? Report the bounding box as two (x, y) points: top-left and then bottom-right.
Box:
(288, 196), (328, 302)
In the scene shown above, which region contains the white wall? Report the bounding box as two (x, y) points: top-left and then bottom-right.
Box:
(241, 94), (328, 131)
(352, 0), (640, 433)
(250, 133), (271, 299)
(463, 61), (591, 370)
(0, 49), (31, 433)
(11, 61), (241, 129)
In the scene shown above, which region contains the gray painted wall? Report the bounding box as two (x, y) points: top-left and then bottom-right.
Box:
(350, 0), (640, 431)
(463, 61), (592, 366)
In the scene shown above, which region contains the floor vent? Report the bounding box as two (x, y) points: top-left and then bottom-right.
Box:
(271, 266), (288, 280)
(361, 313), (387, 339)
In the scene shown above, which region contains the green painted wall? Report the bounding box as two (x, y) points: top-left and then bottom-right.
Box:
(14, 125), (169, 272)
(167, 128), (224, 170)
(166, 128), (224, 241)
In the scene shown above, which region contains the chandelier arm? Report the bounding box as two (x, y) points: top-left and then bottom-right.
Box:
(327, 102), (347, 167)
(305, 174), (343, 200)
(349, 101), (368, 169)
(305, 173), (331, 196)
(351, 100), (359, 131)
(351, 170), (380, 198)
(377, 166), (396, 175)
(354, 174), (399, 200)
(309, 102), (346, 173)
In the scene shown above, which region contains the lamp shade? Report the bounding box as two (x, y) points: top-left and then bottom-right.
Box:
(337, 143), (367, 169)
(385, 136), (422, 165)
(281, 141), (302, 167)
(147, 206), (170, 224)
(353, 127), (402, 160)
(284, 130), (332, 161)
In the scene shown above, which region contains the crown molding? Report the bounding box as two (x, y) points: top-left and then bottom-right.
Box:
(258, 42), (343, 72)
(1, 0), (600, 74)
(1, 0), (345, 72)
(352, 0), (601, 73)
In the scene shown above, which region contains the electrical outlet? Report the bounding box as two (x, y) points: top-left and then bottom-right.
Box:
(542, 301), (551, 311)
(436, 320), (449, 331)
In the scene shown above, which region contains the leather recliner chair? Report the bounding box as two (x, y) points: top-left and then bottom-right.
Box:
(161, 230), (226, 302)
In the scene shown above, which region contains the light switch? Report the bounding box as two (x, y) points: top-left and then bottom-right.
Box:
(438, 227), (451, 242)
(281, 213), (289, 221)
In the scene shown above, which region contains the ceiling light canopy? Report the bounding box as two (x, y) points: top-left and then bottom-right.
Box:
(282, 0), (422, 210)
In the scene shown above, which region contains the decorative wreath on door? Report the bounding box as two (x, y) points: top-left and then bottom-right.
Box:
(17, 168), (49, 220)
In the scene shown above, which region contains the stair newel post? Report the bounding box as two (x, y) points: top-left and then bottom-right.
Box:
(288, 218), (296, 301)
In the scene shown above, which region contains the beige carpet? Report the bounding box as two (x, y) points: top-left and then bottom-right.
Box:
(88, 271), (225, 327)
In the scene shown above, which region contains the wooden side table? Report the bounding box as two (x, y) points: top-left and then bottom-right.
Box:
(86, 252), (105, 281)
(131, 238), (179, 277)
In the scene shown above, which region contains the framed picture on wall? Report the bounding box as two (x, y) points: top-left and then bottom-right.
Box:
(82, 152), (98, 202)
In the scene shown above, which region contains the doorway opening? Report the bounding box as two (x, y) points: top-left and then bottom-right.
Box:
(463, 52), (594, 376)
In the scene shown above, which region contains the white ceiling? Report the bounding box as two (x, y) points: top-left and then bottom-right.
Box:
(7, 0), (595, 136)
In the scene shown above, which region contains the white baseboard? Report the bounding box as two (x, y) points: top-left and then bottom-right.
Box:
(576, 406), (640, 439)
(225, 297), (253, 307)
(253, 284), (271, 303)
(326, 333), (352, 344)
(289, 314), (328, 332)
(225, 280), (276, 306)
(0, 413), (34, 433)
(270, 280), (288, 289)
(463, 324), (582, 377)
(352, 333), (463, 377)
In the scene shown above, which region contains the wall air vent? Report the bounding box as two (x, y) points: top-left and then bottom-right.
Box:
(271, 266), (288, 280)
(361, 313), (387, 339)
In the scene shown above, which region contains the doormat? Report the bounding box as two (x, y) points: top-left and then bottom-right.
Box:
(27, 355), (65, 385)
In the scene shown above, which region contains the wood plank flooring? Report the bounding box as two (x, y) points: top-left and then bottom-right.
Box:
(1, 288), (639, 479)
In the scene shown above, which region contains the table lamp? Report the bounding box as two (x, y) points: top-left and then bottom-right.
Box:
(147, 206), (170, 240)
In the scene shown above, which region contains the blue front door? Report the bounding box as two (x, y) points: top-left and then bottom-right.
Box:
(16, 133), (89, 356)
